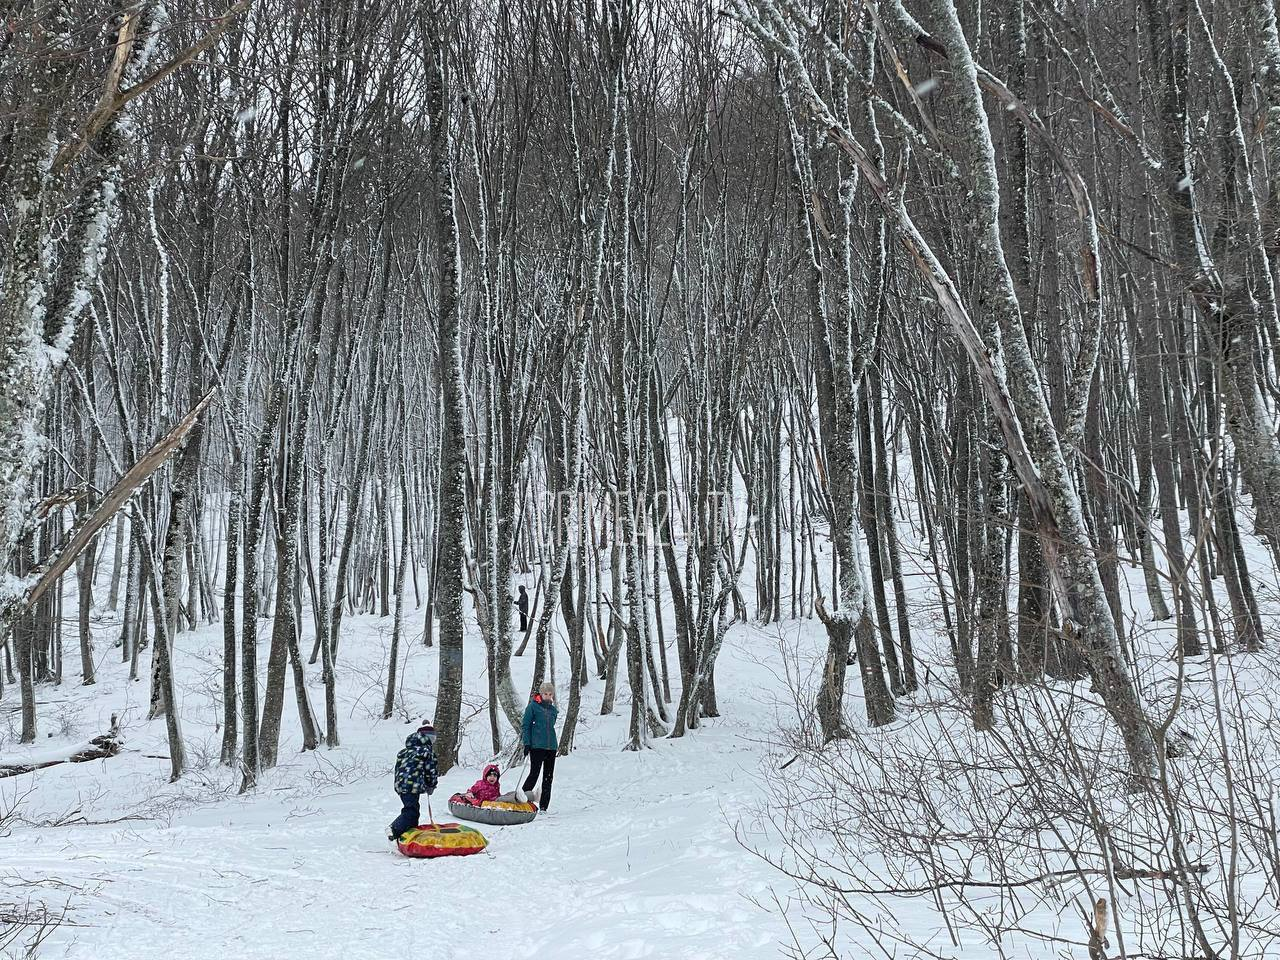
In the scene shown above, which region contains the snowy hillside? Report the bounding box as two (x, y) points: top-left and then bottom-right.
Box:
(6, 534), (1279, 959)
(3, 590), (811, 960)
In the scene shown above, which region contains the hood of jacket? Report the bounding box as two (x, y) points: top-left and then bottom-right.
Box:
(467, 763), (503, 801)
(405, 729), (435, 752)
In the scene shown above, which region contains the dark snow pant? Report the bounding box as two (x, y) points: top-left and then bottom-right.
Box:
(518, 610), (528, 632)
(390, 793), (421, 838)
(523, 748), (555, 811)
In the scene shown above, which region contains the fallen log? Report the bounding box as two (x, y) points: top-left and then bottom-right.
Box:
(0, 715), (121, 778)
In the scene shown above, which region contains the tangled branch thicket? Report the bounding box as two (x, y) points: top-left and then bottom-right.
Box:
(764, 639), (1280, 956)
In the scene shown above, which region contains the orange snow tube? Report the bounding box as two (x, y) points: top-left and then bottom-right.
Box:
(396, 822), (488, 858)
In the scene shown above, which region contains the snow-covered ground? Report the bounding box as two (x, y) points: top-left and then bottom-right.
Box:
(2, 598), (817, 960)
(6, 530), (1280, 959)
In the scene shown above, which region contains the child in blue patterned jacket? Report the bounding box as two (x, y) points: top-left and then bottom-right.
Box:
(388, 721), (439, 840)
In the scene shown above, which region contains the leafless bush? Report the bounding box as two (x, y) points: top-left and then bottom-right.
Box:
(299, 750), (374, 791)
(0, 710), (19, 749)
(767, 630), (824, 757)
(47, 706), (79, 742)
(0, 901), (60, 960)
(753, 654), (1280, 959)
(347, 638), (397, 723)
(0, 782), (31, 839)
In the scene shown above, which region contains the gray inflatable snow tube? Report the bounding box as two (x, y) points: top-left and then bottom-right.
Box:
(448, 794), (539, 826)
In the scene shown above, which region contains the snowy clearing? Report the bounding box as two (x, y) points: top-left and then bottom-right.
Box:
(3, 606), (814, 960)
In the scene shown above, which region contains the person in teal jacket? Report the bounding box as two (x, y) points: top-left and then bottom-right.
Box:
(521, 681), (558, 811)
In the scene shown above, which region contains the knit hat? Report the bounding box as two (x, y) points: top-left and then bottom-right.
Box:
(417, 720), (436, 739)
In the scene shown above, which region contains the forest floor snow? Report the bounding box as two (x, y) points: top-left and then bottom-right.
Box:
(1, 608), (814, 960)
(9, 542), (1279, 959)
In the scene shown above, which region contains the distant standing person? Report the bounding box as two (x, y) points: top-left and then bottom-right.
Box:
(521, 681), (558, 812)
(517, 584), (530, 633)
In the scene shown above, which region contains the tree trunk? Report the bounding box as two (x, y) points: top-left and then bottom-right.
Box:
(426, 10), (467, 776)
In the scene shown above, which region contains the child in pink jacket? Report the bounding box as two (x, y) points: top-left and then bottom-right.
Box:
(460, 764), (502, 804)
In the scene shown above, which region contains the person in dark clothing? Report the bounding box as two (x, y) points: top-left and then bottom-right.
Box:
(520, 681), (558, 812)
(517, 584), (530, 633)
(388, 721), (439, 840)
